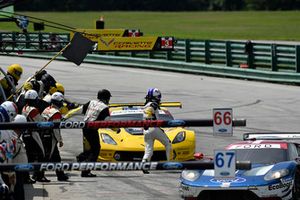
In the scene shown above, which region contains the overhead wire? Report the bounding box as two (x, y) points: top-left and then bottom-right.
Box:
(0, 11), (76, 32)
(0, 10), (106, 39)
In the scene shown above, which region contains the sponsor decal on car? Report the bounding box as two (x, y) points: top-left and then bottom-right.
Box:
(229, 144), (281, 149)
(268, 181), (292, 191)
(181, 185), (190, 191)
(210, 177), (246, 184)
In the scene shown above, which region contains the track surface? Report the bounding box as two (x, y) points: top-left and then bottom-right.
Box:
(1, 55), (300, 200)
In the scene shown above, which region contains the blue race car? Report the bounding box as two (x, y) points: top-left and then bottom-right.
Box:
(180, 132), (300, 200)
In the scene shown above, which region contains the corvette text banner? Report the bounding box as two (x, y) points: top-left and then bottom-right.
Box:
(97, 37), (157, 51)
(71, 29), (126, 42)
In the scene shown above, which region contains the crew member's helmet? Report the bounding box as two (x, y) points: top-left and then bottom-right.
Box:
(24, 90), (38, 100)
(13, 114), (27, 123)
(55, 83), (65, 95)
(24, 90), (39, 107)
(0, 101), (18, 122)
(41, 73), (56, 92)
(145, 88), (162, 102)
(7, 64), (23, 81)
(51, 92), (64, 108)
(49, 82), (63, 95)
(23, 82), (33, 91)
(97, 89), (111, 104)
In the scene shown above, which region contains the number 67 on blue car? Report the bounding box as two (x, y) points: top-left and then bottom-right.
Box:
(180, 132), (300, 200)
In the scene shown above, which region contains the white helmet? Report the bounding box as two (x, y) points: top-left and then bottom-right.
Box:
(24, 89), (38, 100)
(146, 88), (162, 102)
(13, 114), (27, 123)
(51, 92), (64, 108)
(51, 92), (64, 102)
(0, 101), (18, 122)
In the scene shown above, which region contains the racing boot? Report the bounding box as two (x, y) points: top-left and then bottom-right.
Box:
(81, 170), (96, 177)
(36, 176), (51, 182)
(23, 172), (36, 184)
(142, 169), (150, 174)
(56, 170), (69, 181)
(142, 159), (150, 174)
(35, 171), (51, 182)
(24, 176), (36, 184)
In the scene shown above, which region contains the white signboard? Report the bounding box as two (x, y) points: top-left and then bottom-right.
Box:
(214, 150), (236, 179)
(213, 108), (233, 136)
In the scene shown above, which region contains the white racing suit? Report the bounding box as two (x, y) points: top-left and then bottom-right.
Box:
(42, 105), (67, 180)
(41, 106), (63, 160)
(22, 105), (46, 182)
(79, 100), (109, 162)
(22, 105), (45, 160)
(142, 102), (171, 162)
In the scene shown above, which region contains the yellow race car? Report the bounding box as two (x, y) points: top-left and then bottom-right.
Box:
(83, 102), (196, 162)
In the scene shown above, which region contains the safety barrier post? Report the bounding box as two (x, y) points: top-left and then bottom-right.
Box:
(296, 45), (300, 73)
(12, 32), (16, 50)
(25, 33), (30, 49)
(148, 51), (154, 59)
(131, 51), (136, 57)
(204, 40), (210, 64)
(271, 44), (278, 71)
(38, 32), (43, 50)
(226, 41), (232, 67)
(67, 33), (70, 41)
(245, 41), (254, 69)
(165, 50), (171, 60)
(185, 39), (191, 62)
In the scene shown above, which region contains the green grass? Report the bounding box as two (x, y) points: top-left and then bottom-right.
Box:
(1, 11), (300, 41)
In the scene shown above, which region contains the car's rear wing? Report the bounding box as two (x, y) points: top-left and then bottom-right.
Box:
(243, 132), (300, 141)
(109, 102), (182, 108)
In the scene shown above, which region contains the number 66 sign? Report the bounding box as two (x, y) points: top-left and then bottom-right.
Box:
(213, 108), (233, 136)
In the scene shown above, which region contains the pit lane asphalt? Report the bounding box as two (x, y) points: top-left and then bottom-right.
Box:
(1, 55), (300, 200)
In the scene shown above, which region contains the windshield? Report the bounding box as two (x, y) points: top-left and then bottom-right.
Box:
(108, 113), (174, 121)
(235, 149), (288, 164)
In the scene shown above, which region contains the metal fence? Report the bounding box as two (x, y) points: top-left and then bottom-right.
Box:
(105, 39), (300, 73)
(0, 32), (69, 52)
(1, 32), (300, 74)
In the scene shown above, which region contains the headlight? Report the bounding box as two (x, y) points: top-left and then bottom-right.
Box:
(172, 131), (186, 144)
(101, 133), (117, 145)
(243, 165), (274, 176)
(181, 170), (200, 181)
(264, 169), (289, 181)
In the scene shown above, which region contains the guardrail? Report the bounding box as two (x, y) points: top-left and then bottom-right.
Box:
(105, 39), (300, 73)
(0, 32), (69, 51)
(1, 32), (300, 84)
